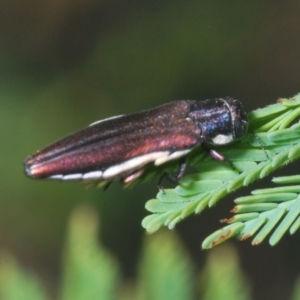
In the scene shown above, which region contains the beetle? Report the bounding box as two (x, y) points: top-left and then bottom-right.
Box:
(24, 97), (248, 186)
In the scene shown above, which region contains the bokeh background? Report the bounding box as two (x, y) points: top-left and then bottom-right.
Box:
(2, 1), (300, 299)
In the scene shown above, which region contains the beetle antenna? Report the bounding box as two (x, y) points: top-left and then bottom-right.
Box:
(252, 131), (269, 160)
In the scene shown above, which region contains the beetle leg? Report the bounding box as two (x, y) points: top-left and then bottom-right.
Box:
(123, 169), (144, 184)
(158, 158), (186, 191)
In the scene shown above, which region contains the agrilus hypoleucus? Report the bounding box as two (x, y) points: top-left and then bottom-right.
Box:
(24, 97), (248, 186)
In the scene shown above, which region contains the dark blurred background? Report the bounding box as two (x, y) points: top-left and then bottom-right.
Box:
(1, 1), (300, 299)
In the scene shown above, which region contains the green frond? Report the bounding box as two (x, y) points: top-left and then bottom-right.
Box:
(142, 93), (300, 247)
(202, 186), (300, 248)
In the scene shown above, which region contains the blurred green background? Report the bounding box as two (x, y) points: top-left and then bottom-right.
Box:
(1, 1), (300, 299)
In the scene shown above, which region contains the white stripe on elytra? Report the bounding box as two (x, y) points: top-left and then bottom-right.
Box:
(48, 150), (193, 181)
(102, 152), (170, 179)
(82, 170), (103, 180)
(49, 174), (63, 179)
(89, 115), (124, 126)
(62, 173), (83, 180)
(154, 149), (192, 165)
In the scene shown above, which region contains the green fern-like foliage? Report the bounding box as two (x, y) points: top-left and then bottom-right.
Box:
(202, 175), (300, 248)
(142, 94), (300, 247)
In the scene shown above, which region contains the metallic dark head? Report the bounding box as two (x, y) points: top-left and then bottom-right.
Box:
(188, 97), (248, 146)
